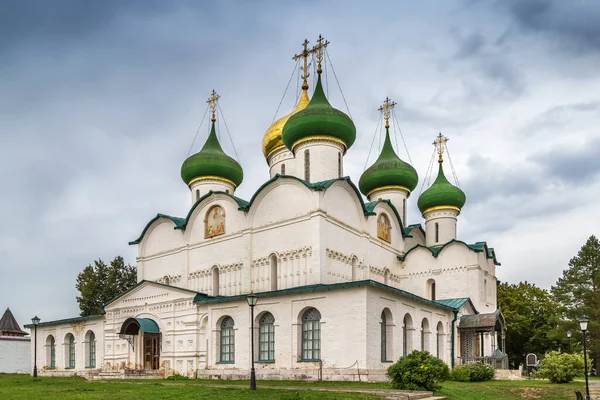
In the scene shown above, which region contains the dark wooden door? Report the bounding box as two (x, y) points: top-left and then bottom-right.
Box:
(144, 333), (160, 370)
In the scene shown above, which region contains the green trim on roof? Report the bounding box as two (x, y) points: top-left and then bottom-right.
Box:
(402, 223), (425, 238)
(193, 280), (456, 311)
(365, 199), (408, 237)
(104, 280), (206, 309)
(129, 214), (186, 245)
(175, 190), (249, 231)
(24, 314), (104, 329)
(398, 239), (501, 265)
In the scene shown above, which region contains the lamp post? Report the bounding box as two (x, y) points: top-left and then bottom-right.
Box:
(31, 316), (40, 378)
(246, 293), (258, 391)
(567, 330), (572, 353)
(579, 318), (590, 400)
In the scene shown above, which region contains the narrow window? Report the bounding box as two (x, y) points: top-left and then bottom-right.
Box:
(220, 317), (235, 362)
(195, 189), (200, 201)
(381, 311), (387, 362)
(431, 282), (436, 301)
(270, 255), (278, 291)
(436, 322), (444, 359)
(403, 198), (407, 223)
(68, 334), (75, 368)
(48, 335), (56, 369)
(281, 164), (286, 175)
(402, 317), (408, 356)
(421, 320), (426, 351)
(259, 313), (275, 362)
(301, 308), (321, 360)
(304, 149), (310, 182)
(338, 152), (342, 177)
(88, 331), (96, 368)
(484, 279), (487, 302)
(212, 267), (220, 296)
(435, 223), (439, 243)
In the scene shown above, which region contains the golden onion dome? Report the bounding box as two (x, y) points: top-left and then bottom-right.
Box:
(262, 90), (310, 158)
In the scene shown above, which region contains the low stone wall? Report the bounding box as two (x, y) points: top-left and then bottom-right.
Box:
(494, 369), (523, 381)
(196, 367), (388, 382)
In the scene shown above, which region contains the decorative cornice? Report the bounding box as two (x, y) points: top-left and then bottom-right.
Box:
(367, 185), (411, 199)
(188, 176), (236, 188)
(422, 205), (461, 215)
(291, 135), (347, 153)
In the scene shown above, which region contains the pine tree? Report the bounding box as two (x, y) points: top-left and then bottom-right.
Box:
(76, 256), (137, 316)
(552, 235), (600, 375)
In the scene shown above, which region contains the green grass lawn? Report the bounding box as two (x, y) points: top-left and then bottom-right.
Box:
(435, 379), (586, 400)
(0, 374), (592, 400)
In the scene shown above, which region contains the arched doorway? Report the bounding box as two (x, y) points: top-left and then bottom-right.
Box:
(119, 317), (161, 370)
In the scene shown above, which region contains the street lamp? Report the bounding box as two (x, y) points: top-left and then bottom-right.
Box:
(31, 316), (40, 378)
(567, 330), (572, 353)
(246, 293), (258, 391)
(579, 318), (590, 400)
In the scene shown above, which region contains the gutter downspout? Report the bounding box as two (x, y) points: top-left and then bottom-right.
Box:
(451, 310), (458, 369)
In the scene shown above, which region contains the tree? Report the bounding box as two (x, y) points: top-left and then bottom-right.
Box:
(497, 281), (561, 368)
(552, 235), (600, 376)
(76, 256), (137, 316)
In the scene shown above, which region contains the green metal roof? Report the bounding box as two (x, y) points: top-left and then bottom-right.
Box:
(398, 239), (501, 265)
(434, 298), (476, 312)
(459, 310), (505, 330)
(136, 318), (159, 333)
(417, 162), (466, 214)
(194, 279), (457, 311)
(359, 127), (418, 196)
(402, 223), (424, 238)
(24, 314), (104, 329)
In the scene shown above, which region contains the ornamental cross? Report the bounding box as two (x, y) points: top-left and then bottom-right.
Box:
(433, 133), (449, 163)
(292, 39), (313, 90)
(378, 97), (397, 129)
(207, 90), (220, 122)
(312, 34), (330, 74)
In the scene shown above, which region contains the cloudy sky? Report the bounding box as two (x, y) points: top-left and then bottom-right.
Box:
(2, 0), (599, 328)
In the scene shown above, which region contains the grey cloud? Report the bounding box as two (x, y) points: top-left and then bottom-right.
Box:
(455, 32), (486, 59)
(531, 137), (600, 185)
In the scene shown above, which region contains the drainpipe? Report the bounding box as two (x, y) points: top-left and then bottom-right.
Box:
(451, 310), (458, 368)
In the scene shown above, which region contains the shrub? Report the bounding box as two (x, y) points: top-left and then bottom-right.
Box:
(536, 351), (585, 384)
(166, 374), (189, 381)
(387, 350), (449, 391)
(449, 365), (471, 382)
(469, 362), (495, 382)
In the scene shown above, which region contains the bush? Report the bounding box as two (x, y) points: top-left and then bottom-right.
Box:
(469, 363), (495, 382)
(166, 374), (189, 381)
(450, 363), (494, 382)
(449, 365), (471, 382)
(536, 351), (585, 384)
(387, 350), (449, 391)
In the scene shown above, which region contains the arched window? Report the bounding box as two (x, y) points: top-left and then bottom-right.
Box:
(281, 164), (286, 175)
(301, 308), (321, 361)
(86, 331), (96, 368)
(164, 276), (170, 285)
(66, 333), (75, 368)
(220, 317), (235, 362)
(338, 152), (342, 177)
(484, 279), (487, 302)
(195, 189), (200, 201)
(403, 314), (413, 356)
(436, 322), (444, 359)
(381, 309), (393, 362)
(427, 279), (436, 301)
(212, 267), (220, 296)
(435, 223), (439, 243)
(270, 254), (278, 291)
(384, 269), (390, 286)
(205, 205), (226, 238)
(259, 313), (275, 362)
(351, 257), (358, 281)
(403, 198), (407, 224)
(421, 318), (430, 352)
(46, 335), (56, 369)
(304, 149), (310, 182)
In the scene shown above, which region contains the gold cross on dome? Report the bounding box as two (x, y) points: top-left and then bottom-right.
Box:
(433, 133), (449, 163)
(378, 97), (397, 129)
(292, 39), (313, 91)
(207, 90), (220, 122)
(312, 34), (330, 74)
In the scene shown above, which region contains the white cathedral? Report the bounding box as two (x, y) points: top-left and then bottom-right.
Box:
(28, 38), (506, 381)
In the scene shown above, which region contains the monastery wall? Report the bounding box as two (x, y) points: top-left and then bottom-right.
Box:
(0, 336), (30, 373)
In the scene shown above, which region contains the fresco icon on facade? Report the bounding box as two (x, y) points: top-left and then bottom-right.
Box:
(377, 213), (391, 243)
(205, 205), (225, 238)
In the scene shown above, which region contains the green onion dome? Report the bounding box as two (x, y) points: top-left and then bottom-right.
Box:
(417, 162), (466, 214)
(282, 72), (356, 152)
(359, 127), (418, 197)
(181, 121), (244, 187)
